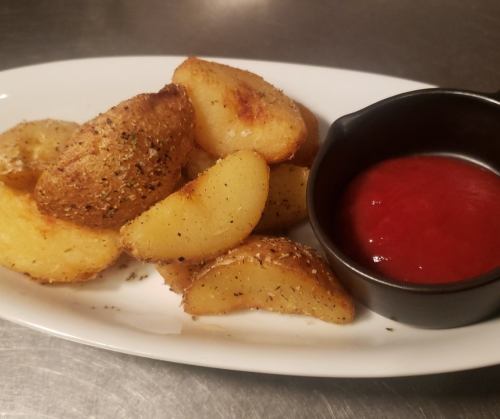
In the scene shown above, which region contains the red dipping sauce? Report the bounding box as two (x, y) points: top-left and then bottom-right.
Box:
(335, 155), (500, 284)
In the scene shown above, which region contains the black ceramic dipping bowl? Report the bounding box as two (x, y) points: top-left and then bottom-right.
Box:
(308, 88), (500, 329)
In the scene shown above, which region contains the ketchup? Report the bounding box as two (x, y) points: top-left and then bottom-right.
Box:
(335, 155), (500, 284)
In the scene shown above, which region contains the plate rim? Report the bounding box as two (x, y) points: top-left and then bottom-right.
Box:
(2, 312), (499, 378)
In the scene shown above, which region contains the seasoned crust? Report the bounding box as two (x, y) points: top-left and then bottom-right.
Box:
(196, 236), (347, 294)
(182, 235), (355, 324)
(34, 84), (195, 228)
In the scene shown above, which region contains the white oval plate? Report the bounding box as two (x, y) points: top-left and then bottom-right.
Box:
(0, 56), (498, 378)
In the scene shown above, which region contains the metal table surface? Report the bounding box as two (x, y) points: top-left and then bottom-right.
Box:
(0, 1), (499, 418)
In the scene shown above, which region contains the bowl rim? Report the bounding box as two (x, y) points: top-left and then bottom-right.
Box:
(307, 87), (500, 295)
(343, 87), (500, 121)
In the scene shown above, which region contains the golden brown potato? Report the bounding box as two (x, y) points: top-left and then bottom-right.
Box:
(34, 84), (195, 229)
(0, 182), (120, 283)
(183, 236), (355, 324)
(184, 146), (216, 180)
(121, 150), (269, 263)
(256, 164), (309, 232)
(0, 119), (78, 189)
(290, 102), (320, 167)
(172, 57), (306, 163)
(157, 262), (201, 294)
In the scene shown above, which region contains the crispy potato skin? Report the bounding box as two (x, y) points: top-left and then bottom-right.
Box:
(157, 262), (202, 294)
(256, 164), (309, 232)
(183, 236), (355, 324)
(120, 150), (270, 263)
(34, 84), (195, 228)
(0, 182), (120, 283)
(290, 102), (319, 167)
(0, 119), (78, 190)
(173, 57), (306, 163)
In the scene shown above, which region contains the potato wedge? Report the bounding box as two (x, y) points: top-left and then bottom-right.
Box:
(256, 164), (309, 232)
(0, 119), (78, 189)
(35, 84), (195, 228)
(290, 102), (319, 167)
(0, 182), (120, 283)
(157, 262), (202, 294)
(183, 236), (354, 324)
(121, 150), (269, 262)
(173, 57), (306, 163)
(184, 146), (216, 180)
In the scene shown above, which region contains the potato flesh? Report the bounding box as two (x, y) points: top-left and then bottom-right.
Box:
(182, 236), (355, 324)
(184, 146), (216, 180)
(173, 57), (306, 163)
(121, 150), (270, 262)
(0, 119), (78, 189)
(290, 102), (319, 167)
(256, 164), (309, 232)
(0, 182), (120, 283)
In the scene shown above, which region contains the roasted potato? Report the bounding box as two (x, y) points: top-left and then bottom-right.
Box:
(183, 236), (355, 324)
(121, 150), (269, 263)
(157, 262), (202, 294)
(256, 164), (309, 232)
(184, 146), (216, 180)
(290, 102), (320, 167)
(0, 182), (120, 283)
(172, 57), (306, 163)
(0, 119), (78, 189)
(34, 84), (195, 229)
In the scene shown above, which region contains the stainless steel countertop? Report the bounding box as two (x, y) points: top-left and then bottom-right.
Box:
(0, 1), (499, 418)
